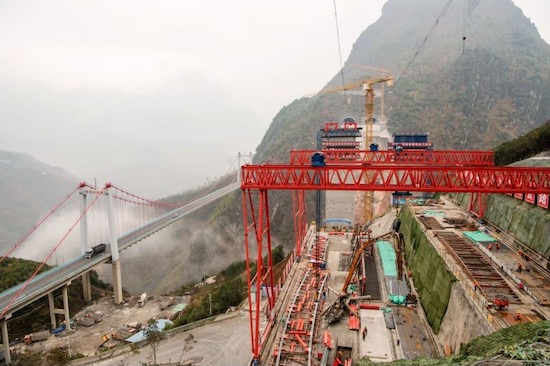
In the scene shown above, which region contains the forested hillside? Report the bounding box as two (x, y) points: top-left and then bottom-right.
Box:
(494, 120), (550, 165)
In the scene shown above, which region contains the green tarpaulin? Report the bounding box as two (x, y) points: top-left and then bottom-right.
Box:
(376, 241), (398, 277)
(463, 231), (497, 243)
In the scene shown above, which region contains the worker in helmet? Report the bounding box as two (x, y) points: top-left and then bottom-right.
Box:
(514, 312), (522, 321)
(333, 351), (344, 366)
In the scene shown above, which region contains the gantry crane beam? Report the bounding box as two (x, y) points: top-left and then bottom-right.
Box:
(241, 165), (550, 193)
(289, 150), (495, 166)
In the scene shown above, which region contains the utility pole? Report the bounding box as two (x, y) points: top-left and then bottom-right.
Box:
(209, 294), (212, 316)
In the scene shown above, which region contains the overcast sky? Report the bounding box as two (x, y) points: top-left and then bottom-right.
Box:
(1, 0), (548, 198)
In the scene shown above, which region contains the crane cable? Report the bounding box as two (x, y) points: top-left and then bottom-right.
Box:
(332, 0), (348, 103)
(398, 0), (454, 80)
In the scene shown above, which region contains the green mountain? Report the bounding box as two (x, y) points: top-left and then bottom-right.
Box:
(0, 150), (79, 251)
(341, 0), (550, 148)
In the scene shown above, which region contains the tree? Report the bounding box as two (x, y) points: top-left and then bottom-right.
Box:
(45, 347), (70, 366)
(10, 351), (42, 366)
(144, 318), (163, 365)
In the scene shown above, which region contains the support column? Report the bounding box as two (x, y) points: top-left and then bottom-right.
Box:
(48, 293), (57, 329)
(82, 272), (92, 302)
(105, 184), (123, 304)
(105, 183), (123, 305)
(1, 318), (11, 365)
(62, 286), (71, 331)
(111, 260), (123, 304)
(48, 285), (72, 331)
(80, 187), (88, 256)
(80, 187), (93, 302)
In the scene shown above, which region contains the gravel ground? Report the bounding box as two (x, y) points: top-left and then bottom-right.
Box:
(16, 294), (188, 358)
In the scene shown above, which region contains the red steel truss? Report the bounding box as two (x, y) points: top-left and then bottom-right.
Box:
(469, 192), (489, 218)
(242, 160), (550, 363)
(289, 149), (495, 165)
(242, 189), (277, 361)
(291, 190), (307, 257)
(241, 165), (550, 193)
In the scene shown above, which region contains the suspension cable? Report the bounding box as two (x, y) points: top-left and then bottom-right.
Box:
(0, 186), (105, 319)
(332, 0), (347, 103)
(398, 0), (454, 79)
(0, 183), (85, 264)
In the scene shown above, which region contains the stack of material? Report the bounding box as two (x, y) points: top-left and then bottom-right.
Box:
(443, 217), (467, 228)
(348, 304), (360, 330)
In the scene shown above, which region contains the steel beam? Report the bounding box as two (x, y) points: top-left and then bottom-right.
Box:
(241, 165), (550, 193)
(289, 150), (495, 166)
(243, 189), (277, 364)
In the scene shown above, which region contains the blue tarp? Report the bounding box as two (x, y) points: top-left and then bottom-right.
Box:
(125, 319), (172, 343)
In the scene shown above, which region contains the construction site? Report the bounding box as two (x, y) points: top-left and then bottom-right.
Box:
(237, 75), (550, 365)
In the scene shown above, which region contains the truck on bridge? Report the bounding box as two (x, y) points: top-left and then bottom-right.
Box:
(85, 243), (107, 258)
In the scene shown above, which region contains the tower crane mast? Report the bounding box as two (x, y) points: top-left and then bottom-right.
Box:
(313, 76), (394, 224)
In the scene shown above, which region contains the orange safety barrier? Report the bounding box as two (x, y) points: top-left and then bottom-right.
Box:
(348, 315), (360, 330)
(359, 303), (380, 310)
(348, 304), (360, 330)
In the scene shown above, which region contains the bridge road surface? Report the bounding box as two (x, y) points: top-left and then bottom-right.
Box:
(0, 182), (240, 318)
(83, 314), (250, 366)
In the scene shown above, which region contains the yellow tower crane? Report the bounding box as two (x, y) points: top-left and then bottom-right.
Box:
(313, 76), (394, 224)
(351, 64), (392, 123)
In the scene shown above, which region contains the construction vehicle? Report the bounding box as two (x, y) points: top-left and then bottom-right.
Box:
(85, 243), (107, 258)
(137, 292), (147, 307)
(24, 330), (50, 343)
(323, 230), (393, 324)
(493, 295), (510, 310)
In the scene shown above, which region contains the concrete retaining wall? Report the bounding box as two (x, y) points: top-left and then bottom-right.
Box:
(436, 282), (493, 353)
(398, 206), (455, 334)
(398, 205), (500, 353)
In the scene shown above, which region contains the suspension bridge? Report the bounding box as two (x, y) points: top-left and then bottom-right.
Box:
(0, 172), (240, 364)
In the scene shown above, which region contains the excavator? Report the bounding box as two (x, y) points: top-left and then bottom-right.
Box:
(323, 229), (394, 324)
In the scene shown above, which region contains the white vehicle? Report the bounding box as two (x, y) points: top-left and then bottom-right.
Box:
(137, 293), (147, 307)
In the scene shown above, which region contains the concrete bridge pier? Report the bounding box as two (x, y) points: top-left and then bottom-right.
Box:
(105, 185), (123, 305)
(48, 285), (71, 331)
(1, 317), (11, 364)
(112, 261), (123, 304)
(82, 272), (92, 302)
(80, 187), (93, 303)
